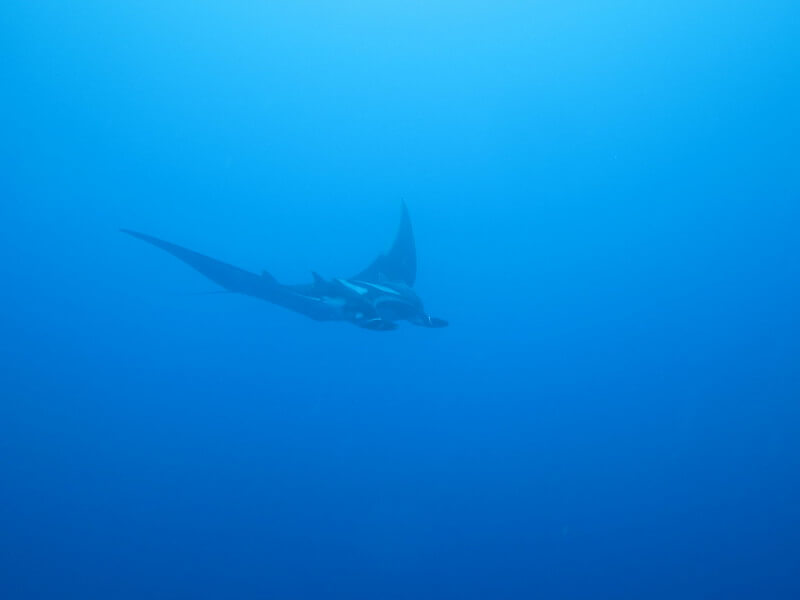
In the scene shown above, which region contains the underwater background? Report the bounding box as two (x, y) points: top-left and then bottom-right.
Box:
(2, 2), (799, 598)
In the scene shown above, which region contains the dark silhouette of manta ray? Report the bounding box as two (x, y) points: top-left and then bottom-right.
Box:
(122, 203), (447, 331)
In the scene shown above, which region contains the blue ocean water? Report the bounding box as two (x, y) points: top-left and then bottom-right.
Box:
(2, 2), (799, 598)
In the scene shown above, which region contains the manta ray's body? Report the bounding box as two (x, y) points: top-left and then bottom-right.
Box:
(123, 204), (447, 331)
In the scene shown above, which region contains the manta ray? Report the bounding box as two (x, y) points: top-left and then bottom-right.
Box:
(122, 203), (447, 331)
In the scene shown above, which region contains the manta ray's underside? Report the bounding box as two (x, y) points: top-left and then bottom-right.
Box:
(122, 203), (447, 331)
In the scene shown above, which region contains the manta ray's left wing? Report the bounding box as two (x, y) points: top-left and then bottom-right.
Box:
(352, 202), (417, 287)
(121, 229), (341, 321)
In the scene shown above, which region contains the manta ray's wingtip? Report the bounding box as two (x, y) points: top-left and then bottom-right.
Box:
(120, 228), (146, 240)
(120, 229), (167, 248)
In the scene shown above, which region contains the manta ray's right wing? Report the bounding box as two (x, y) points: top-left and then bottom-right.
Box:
(121, 229), (341, 321)
(352, 202), (417, 287)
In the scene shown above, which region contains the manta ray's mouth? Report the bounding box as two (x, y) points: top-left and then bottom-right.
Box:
(374, 298), (420, 321)
(361, 318), (398, 331)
